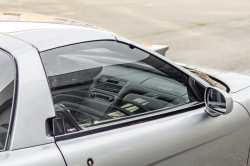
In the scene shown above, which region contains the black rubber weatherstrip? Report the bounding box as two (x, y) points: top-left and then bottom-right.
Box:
(55, 102), (204, 142)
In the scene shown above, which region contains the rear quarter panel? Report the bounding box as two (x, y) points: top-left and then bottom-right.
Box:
(0, 143), (65, 166)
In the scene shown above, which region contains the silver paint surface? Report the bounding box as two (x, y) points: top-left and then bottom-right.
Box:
(0, 34), (56, 150)
(232, 87), (250, 115)
(0, 22), (115, 52)
(57, 102), (250, 166)
(0, 143), (65, 166)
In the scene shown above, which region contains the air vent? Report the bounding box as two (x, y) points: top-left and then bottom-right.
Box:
(94, 82), (123, 94)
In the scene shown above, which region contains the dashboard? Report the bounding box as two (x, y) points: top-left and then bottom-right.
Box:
(51, 63), (190, 128)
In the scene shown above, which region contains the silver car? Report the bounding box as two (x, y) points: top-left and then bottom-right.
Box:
(0, 12), (250, 166)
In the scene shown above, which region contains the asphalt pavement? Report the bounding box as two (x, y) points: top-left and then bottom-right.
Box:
(1, 0), (250, 73)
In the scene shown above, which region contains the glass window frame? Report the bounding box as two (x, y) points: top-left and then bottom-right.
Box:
(0, 50), (17, 152)
(39, 40), (206, 140)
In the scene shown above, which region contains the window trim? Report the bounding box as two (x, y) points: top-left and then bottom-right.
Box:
(0, 49), (17, 152)
(55, 101), (204, 141)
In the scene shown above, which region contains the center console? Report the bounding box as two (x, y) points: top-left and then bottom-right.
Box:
(89, 76), (128, 103)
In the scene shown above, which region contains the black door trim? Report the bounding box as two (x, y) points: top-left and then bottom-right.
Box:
(55, 101), (204, 141)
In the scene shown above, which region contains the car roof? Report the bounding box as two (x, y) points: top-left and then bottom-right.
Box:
(0, 12), (115, 52)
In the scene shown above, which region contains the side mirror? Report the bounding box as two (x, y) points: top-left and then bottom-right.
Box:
(204, 87), (233, 117)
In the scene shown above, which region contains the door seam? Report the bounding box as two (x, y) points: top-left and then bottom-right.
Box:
(55, 142), (68, 166)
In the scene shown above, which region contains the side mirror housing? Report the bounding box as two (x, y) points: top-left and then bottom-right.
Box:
(204, 87), (233, 117)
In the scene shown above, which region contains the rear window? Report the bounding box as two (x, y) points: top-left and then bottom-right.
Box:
(0, 51), (15, 151)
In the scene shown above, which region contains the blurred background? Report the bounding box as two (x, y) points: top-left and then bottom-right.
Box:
(1, 0), (250, 73)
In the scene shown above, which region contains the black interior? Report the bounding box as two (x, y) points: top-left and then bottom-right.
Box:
(51, 62), (192, 128)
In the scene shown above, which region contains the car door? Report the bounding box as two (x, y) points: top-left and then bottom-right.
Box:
(39, 40), (250, 166)
(56, 102), (250, 166)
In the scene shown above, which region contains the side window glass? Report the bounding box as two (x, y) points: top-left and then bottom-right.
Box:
(0, 51), (14, 150)
(41, 41), (196, 132)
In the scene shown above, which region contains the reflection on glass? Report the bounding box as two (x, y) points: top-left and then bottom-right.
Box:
(0, 52), (14, 150)
(207, 89), (226, 113)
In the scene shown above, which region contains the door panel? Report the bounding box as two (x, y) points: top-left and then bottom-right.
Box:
(57, 103), (250, 166)
(152, 123), (250, 166)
